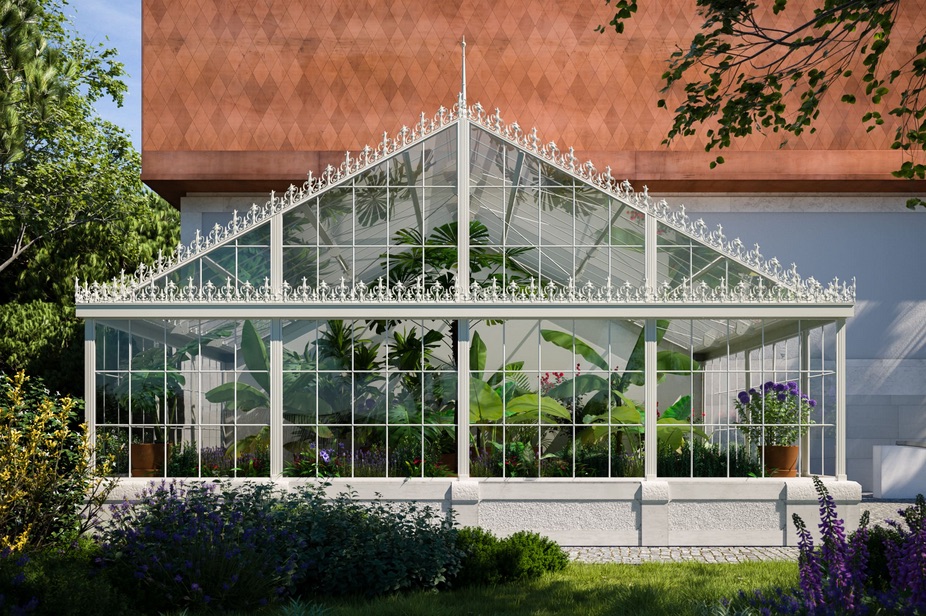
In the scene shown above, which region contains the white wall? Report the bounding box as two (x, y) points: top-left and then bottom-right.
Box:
(676, 194), (926, 491)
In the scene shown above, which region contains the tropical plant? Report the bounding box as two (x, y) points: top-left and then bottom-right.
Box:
(203, 318), (457, 476)
(539, 324), (702, 453)
(735, 380), (816, 446)
(468, 329), (572, 456)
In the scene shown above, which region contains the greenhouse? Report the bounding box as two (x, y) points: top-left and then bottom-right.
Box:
(76, 91), (859, 546)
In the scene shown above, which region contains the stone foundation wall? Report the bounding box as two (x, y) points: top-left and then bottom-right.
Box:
(106, 477), (861, 547)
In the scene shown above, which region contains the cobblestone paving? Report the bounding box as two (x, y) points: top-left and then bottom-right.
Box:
(567, 546), (799, 564)
(861, 499), (917, 527)
(568, 498), (913, 564)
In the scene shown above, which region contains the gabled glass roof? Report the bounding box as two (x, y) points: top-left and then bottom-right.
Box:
(75, 102), (854, 309)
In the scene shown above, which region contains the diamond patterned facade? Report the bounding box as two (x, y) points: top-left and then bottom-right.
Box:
(141, 0), (926, 204)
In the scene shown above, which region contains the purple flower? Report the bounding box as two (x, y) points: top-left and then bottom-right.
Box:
(748, 388), (758, 396)
(808, 399), (817, 408)
(738, 391), (751, 405)
(319, 449), (331, 463)
(777, 392), (787, 402)
(774, 382), (787, 392)
(763, 381), (775, 392)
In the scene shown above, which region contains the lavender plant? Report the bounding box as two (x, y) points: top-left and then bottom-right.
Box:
(98, 481), (304, 613)
(881, 494), (926, 612)
(740, 477), (926, 615)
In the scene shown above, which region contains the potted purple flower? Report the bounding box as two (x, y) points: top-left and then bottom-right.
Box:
(735, 380), (816, 477)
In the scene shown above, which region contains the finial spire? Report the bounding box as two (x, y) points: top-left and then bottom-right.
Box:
(459, 37), (467, 117)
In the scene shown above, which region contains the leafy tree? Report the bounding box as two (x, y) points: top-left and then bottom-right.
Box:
(0, 0), (179, 394)
(0, 0), (73, 167)
(599, 0), (926, 208)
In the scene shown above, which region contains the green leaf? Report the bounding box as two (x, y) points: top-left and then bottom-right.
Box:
(657, 350), (700, 373)
(504, 393), (572, 423)
(204, 381), (269, 411)
(471, 330), (487, 378)
(540, 329), (609, 370)
(546, 373), (609, 399)
(470, 378), (503, 422)
(662, 395), (692, 421)
(240, 320), (271, 393)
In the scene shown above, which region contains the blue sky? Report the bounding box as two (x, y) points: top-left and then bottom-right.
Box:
(68, 0), (142, 150)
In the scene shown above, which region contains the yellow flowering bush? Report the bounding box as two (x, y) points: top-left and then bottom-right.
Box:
(0, 372), (113, 550)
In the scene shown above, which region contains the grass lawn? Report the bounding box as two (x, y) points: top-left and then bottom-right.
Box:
(318, 560), (799, 616)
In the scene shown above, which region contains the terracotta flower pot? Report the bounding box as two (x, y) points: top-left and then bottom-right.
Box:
(131, 443), (168, 477)
(761, 445), (798, 478)
(439, 453), (458, 473)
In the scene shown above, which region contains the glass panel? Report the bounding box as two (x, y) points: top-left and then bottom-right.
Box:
(573, 186), (611, 247)
(423, 372), (456, 424)
(317, 186), (353, 245)
(283, 246), (318, 288)
(96, 372), (128, 424)
(470, 125), (506, 187)
(423, 127), (456, 187)
(317, 246), (353, 286)
(354, 187), (390, 242)
(283, 197), (318, 245)
(540, 428), (573, 477)
(539, 187), (575, 246)
(231, 425), (270, 477)
(201, 247), (237, 287)
(503, 426), (540, 477)
(390, 187), (423, 242)
(97, 427), (129, 476)
(424, 189), (456, 242)
(471, 427), (502, 477)
(238, 223), (270, 247)
(237, 247), (270, 286)
(282, 426), (318, 477)
(472, 187), (505, 245)
(505, 186), (540, 247)
(539, 246), (572, 285)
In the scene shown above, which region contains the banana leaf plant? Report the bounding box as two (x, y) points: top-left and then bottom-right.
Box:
(468, 330), (572, 453)
(204, 319), (380, 455)
(581, 392), (708, 453)
(538, 322), (701, 454)
(204, 319), (456, 460)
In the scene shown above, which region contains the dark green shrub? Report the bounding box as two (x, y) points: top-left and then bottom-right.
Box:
(0, 542), (131, 616)
(498, 531), (569, 580)
(453, 527), (568, 587)
(283, 485), (462, 597)
(453, 526), (505, 586)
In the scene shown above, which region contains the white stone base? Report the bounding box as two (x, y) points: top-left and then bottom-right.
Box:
(106, 477), (861, 547)
(873, 445), (926, 499)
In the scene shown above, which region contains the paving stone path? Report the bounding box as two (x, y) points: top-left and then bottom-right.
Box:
(568, 546), (799, 564)
(567, 498), (915, 564)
